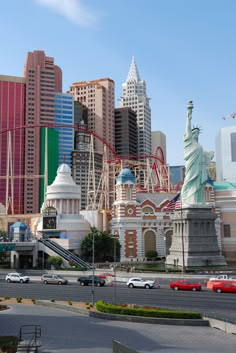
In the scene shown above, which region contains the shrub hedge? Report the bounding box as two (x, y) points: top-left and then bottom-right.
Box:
(96, 300), (202, 319)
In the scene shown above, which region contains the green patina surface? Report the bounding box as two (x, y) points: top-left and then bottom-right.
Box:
(214, 182), (236, 190)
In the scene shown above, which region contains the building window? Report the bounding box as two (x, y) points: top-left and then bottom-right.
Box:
(224, 224), (231, 238)
(142, 206), (154, 214)
(128, 247), (134, 257)
(126, 189), (131, 200)
(128, 208), (133, 215)
(231, 132), (236, 162)
(129, 234), (133, 242)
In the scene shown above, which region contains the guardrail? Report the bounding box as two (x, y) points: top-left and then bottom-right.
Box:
(17, 325), (41, 352)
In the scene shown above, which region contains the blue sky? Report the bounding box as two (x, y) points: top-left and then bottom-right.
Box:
(1, 0), (236, 165)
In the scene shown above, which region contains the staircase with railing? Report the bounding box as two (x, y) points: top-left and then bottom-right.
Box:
(17, 325), (41, 353)
(39, 238), (92, 270)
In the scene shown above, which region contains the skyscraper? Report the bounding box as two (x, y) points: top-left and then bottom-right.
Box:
(68, 78), (115, 210)
(68, 78), (115, 155)
(216, 125), (236, 183)
(120, 57), (151, 158)
(151, 131), (166, 163)
(114, 107), (137, 158)
(0, 75), (25, 214)
(24, 50), (62, 213)
(54, 93), (74, 168)
(72, 120), (103, 210)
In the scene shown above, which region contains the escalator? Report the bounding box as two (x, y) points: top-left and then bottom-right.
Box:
(39, 239), (92, 270)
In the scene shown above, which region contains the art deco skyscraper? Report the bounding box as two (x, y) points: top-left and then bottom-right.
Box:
(120, 57), (151, 158)
(24, 50), (62, 213)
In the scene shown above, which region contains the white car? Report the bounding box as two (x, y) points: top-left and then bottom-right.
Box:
(127, 277), (155, 289)
(5, 272), (30, 283)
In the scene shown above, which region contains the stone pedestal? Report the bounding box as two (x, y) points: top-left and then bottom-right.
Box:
(166, 206), (226, 268)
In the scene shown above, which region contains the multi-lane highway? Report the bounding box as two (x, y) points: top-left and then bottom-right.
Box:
(0, 274), (236, 322)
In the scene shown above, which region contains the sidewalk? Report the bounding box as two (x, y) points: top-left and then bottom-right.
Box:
(1, 304), (236, 353)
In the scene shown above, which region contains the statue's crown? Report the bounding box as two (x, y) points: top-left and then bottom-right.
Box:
(192, 124), (202, 133)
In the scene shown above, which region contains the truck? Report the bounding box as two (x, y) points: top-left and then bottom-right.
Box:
(209, 274), (235, 281)
(77, 275), (105, 287)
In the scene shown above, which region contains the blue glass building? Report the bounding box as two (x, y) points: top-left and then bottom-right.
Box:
(55, 93), (74, 168)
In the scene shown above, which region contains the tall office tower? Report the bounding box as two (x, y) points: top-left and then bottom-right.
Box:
(24, 50), (62, 213)
(120, 57), (151, 159)
(216, 125), (236, 182)
(55, 93), (74, 168)
(151, 131), (166, 162)
(72, 121), (103, 210)
(0, 75), (25, 214)
(114, 107), (137, 158)
(68, 78), (115, 155)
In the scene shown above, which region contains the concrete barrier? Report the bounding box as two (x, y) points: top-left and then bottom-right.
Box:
(204, 316), (236, 334)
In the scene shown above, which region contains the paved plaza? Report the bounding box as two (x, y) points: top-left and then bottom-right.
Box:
(0, 304), (236, 353)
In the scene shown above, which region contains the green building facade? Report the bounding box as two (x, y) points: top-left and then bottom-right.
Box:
(40, 128), (59, 209)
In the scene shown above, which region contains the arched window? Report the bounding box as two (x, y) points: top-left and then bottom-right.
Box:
(144, 231), (156, 254)
(142, 206), (154, 215)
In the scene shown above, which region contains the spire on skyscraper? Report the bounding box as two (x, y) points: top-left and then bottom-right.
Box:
(126, 56), (141, 82)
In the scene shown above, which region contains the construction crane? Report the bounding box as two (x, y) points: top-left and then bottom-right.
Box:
(222, 112), (236, 120)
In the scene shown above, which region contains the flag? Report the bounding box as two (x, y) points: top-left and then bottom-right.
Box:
(164, 193), (181, 212)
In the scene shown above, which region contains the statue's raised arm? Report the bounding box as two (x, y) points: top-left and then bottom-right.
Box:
(185, 100), (194, 137)
(181, 101), (213, 206)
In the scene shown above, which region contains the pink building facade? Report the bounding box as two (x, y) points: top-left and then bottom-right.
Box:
(0, 75), (26, 214)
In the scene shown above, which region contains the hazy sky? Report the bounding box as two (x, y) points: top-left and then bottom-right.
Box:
(1, 0), (236, 165)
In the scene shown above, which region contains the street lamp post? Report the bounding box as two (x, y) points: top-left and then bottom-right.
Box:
(114, 238), (117, 304)
(112, 236), (118, 304)
(92, 232), (95, 305)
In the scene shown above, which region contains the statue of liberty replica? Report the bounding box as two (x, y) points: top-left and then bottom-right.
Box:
(166, 101), (226, 269)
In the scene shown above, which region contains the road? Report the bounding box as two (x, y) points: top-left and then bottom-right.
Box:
(1, 277), (236, 322)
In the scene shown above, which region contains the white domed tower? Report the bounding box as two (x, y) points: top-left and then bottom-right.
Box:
(37, 163), (90, 251)
(112, 167), (142, 261)
(46, 163), (81, 214)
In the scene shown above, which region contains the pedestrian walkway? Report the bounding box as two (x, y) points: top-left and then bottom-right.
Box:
(1, 304), (236, 353)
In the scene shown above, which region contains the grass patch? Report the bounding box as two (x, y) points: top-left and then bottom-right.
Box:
(0, 336), (18, 353)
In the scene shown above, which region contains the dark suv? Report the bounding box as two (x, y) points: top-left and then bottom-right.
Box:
(77, 275), (105, 286)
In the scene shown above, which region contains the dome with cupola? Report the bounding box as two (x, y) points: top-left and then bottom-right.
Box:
(116, 167), (136, 185)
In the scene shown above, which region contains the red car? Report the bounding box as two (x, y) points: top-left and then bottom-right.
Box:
(212, 282), (236, 293)
(170, 280), (201, 291)
(97, 273), (114, 279)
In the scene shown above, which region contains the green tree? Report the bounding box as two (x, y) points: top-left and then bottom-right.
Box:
(146, 250), (158, 260)
(81, 227), (120, 263)
(47, 256), (63, 269)
(0, 230), (8, 241)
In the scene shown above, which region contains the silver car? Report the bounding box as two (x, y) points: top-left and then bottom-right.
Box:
(41, 274), (68, 285)
(6, 272), (30, 283)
